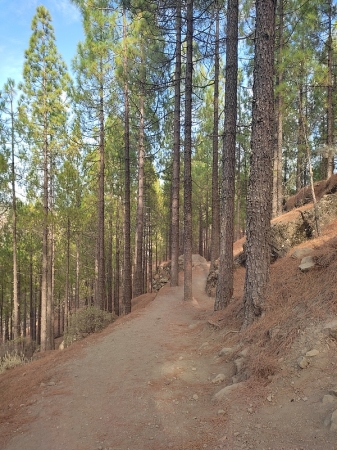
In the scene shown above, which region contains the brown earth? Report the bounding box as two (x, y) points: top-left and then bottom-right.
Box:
(1, 218), (337, 450)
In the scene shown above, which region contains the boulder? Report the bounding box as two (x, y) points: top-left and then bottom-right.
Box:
(205, 192), (337, 296)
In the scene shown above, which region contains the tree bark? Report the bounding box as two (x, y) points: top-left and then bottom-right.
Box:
(171, 3), (182, 287)
(133, 90), (145, 298)
(273, 0), (284, 218)
(122, 7), (132, 315)
(214, 0), (238, 310)
(183, 0), (193, 302)
(210, 0), (220, 270)
(324, 0), (335, 179)
(242, 0), (276, 328)
(97, 76), (105, 309)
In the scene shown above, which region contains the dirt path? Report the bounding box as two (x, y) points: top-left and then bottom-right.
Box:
(3, 252), (337, 450)
(4, 261), (222, 450)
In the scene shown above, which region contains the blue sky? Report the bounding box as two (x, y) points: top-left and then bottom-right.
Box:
(0, 0), (84, 88)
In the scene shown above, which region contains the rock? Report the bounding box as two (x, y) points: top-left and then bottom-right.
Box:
(330, 409), (337, 431)
(267, 395), (273, 402)
(306, 349), (319, 357)
(299, 256), (315, 271)
(324, 320), (337, 340)
(217, 409), (226, 415)
(291, 247), (314, 259)
(213, 382), (244, 401)
(329, 387), (337, 397)
(212, 374), (226, 384)
(234, 358), (245, 374)
(192, 394), (199, 400)
(58, 341), (65, 350)
(218, 347), (233, 357)
(297, 356), (310, 369)
(238, 348), (249, 358)
(323, 395), (336, 404)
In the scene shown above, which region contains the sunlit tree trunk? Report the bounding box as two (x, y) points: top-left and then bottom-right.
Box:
(243, 0), (276, 328)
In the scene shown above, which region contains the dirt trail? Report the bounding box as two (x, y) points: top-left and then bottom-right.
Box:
(3, 260), (222, 450)
(3, 249), (337, 450)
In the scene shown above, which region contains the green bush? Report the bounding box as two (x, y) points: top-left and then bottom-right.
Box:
(63, 306), (115, 347)
(0, 351), (27, 374)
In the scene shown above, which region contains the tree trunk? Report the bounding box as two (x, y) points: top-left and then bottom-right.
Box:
(183, 0), (193, 302)
(242, 0), (276, 328)
(121, 7), (132, 315)
(133, 90), (145, 298)
(210, 0), (220, 270)
(214, 0), (238, 310)
(324, 0), (335, 179)
(97, 77), (105, 309)
(297, 80), (306, 191)
(114, 210), (120, 316)
(273, 0), (284, 218)
(107, 213), (113, 312)
(9, 93), (20, 340)
(171, 3), (182, 287)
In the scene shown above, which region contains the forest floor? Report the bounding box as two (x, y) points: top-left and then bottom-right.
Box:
(1, 217), (337, 449)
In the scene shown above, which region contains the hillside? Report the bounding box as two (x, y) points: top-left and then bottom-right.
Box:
(0, 212), (337, 449)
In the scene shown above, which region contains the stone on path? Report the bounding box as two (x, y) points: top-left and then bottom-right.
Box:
(213, 382), (244, 401)
(212, 374), (226, 384)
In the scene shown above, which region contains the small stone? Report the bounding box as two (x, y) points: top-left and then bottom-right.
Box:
(218, 347), (233, 357)
(192, 367), (197, 371)
(40, 382), (46, 387)
(192, 394), (199, 400)
(297, 356), (310, 369)
(213, 382), (243, 401)
(328, 387), (337, 397)
(179, 356), (183, 360)
(302, 397), (308, 402)
(212, 374), (226, 384)
(291, 247), (313, 259)
(48, 381), (56, 386)
(267, 395), (272, 402)
(305, 349), (319, 357)
(299, 256), (315, 271)
(322, 395), (335, 404)
(324, 320), (337, 340)
(239, 348), (249, 358)
(247, 407), (253, 413)
(330, 409), (337, 431)
(218, 409), (226, 415)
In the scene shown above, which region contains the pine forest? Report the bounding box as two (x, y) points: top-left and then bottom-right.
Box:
(0, 0), (336, 351)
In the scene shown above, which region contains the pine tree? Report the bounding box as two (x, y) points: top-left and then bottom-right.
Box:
(20, 5), (70, 351)
(242, 0), (276, 328)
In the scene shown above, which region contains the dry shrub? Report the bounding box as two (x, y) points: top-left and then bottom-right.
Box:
(0, 351), (28, 374)
(249, 351), (279, 380)
(64, 306), (115, 347)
